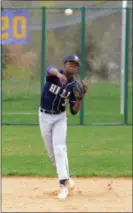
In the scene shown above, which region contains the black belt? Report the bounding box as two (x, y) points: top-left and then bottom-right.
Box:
(40, 108), (65, 115)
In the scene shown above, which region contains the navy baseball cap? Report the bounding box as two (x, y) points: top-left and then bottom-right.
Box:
(64, 54), (81, 66)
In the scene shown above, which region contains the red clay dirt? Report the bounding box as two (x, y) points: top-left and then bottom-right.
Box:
(2, 177), (132, 212)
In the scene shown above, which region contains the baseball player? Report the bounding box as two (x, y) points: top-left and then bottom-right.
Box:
(39, 54), (87, 199)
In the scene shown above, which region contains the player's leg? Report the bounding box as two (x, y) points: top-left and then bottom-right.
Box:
(52, 115), (72, 199)
(52, 115), (69, 181)
(39, 111), (56, 167)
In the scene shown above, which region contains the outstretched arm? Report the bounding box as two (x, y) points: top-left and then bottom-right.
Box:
(47, 67), (67, 85)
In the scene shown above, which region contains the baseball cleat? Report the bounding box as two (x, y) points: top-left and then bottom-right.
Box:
(57, 185), (69, 199)
(67, 178), (75, 191)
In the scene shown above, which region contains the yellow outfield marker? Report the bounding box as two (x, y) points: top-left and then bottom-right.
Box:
(40, 1), (54, 7)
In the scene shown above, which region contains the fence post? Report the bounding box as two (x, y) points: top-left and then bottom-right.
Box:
(124, 7), (130, 125)
(41, 6), (46, 92)
(80, 6), (86, 125)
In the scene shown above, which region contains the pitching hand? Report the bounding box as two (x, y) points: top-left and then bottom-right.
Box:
(57, 73), (67, 85)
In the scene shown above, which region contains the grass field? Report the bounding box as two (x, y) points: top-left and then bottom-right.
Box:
(2, 125), (132, 177)
(2, 79), (132, 177)
(2, 80), (132, 125)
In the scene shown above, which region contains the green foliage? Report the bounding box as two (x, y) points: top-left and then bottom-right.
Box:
(46, 31), (63, 66)
(75, 32), (109, 79)
(2, 65), (35, 80)
(96, 62), (109, 79)
(2, 45), (11, 70)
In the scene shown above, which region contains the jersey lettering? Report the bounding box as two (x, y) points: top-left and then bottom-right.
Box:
(60, 89), (71, 98)
(62, 98), (68, 107)
(60, 89), (66, 97)
(49, 84), (61, 95)
(66, 91), (71, 98)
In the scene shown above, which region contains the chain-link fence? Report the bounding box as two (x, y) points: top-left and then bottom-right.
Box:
(1, 2), (132, 125)
(2, 2), (42, 125)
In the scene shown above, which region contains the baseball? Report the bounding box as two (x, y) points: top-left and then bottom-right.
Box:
(65, 8), (73, 16)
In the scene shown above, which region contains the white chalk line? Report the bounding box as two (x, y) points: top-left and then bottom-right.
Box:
(2, 112), (122, 116)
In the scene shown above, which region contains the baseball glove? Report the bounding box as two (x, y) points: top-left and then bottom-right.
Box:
(73, 80), (88, 100)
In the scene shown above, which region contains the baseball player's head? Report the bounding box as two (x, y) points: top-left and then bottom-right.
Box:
(64, 54), (81, 76)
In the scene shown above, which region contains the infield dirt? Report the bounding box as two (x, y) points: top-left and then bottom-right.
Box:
(2, 177), (132, 212)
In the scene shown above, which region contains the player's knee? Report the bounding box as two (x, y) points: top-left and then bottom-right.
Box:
(54, 144), (66, 157)
(42, 131), (51, 139)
